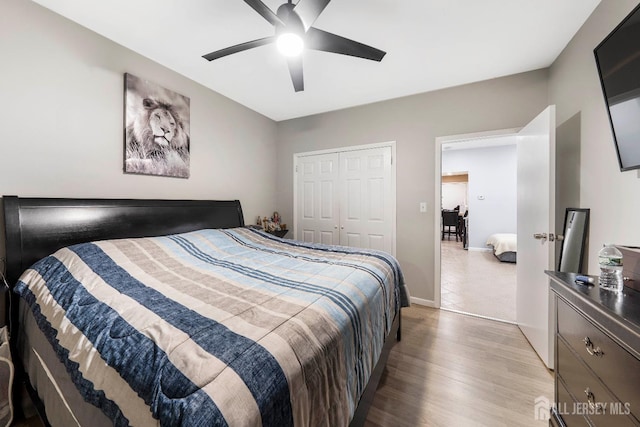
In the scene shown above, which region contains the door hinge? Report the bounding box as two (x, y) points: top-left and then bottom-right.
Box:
(295, 165), (298, 173)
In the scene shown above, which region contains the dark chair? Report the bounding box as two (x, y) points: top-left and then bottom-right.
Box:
(457, 210), (468, 241)
(442, 210), (459, 241)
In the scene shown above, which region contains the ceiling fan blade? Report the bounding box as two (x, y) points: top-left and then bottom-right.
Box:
(293, 0), (331, 31)
(244, 0), (284, 26)
(306, 28), (386, 61)
(202, 36), (275, 61)
(287, 56), (304, 92)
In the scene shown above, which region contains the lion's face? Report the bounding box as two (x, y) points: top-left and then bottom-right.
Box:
(126, 97), (190, 164)
(146, 101), (178, 147)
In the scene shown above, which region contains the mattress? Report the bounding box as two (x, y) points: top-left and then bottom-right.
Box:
(486, 233), (517, 263)
(15, 227), (408, 426)
(18, 301), (112, 427)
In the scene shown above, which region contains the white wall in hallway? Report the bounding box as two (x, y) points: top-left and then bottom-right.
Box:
(442, 143), (517, 249)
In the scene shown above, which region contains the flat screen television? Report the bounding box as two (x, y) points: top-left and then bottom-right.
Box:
(594, 3), (640, 172)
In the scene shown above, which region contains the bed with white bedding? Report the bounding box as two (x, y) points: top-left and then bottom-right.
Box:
(486, 233), (517, 263)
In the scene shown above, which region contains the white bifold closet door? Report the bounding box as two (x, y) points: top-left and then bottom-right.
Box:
(296, 146), (394, 254)
(297, 152), (341, 245)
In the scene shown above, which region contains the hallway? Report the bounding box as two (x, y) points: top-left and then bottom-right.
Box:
(441, 240), (516, 323)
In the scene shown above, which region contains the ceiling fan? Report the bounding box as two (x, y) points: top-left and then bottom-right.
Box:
(202, 0), (386, 92)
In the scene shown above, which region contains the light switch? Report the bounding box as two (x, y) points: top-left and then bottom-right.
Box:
(419, 202), (427, 213)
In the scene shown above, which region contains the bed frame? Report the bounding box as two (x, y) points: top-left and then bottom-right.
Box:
(3, 196), (246, 425)
(3, 196), (246, 286)
(2, 195), (399, 427)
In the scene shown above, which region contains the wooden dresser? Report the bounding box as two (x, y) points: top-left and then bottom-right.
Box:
(547, 271), (640, 426)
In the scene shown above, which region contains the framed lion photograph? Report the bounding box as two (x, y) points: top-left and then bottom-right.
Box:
(124, 73), (190, 178)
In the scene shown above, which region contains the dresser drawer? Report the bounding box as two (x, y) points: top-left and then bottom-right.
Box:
(557, 337), (637, 426)
(557, 298), (640, 418)
(556, 377), (590, 426)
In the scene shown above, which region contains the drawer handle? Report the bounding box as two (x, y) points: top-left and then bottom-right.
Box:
(584, 387), (606, 413)
(582, 337), (604, 357)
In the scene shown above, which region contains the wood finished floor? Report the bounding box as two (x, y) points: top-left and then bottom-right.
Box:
(364, 305), (553, 427)
(441, 239), (517, 322)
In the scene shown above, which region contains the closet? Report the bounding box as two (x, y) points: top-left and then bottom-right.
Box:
(294, 144), (395, 255)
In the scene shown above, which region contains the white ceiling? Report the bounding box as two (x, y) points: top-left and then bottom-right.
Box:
(32, 0), (601, 121)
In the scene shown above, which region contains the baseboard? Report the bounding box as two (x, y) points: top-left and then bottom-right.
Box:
(410, 297), (437, 308)
(440, 307), (516, 325)
(468, 247), (492, 252)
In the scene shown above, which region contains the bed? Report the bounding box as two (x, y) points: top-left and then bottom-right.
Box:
(485, 233), (517, 263)
(3, 196), (408, 427)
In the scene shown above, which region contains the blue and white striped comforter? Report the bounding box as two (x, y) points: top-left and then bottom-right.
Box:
(15, 227), (409, 427)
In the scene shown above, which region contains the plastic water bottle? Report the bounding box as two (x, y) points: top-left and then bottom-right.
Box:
(598, 244), (623, 292)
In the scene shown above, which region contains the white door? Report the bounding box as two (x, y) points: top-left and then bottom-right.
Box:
(296, 153), (340, 245)
(339, 147), (393, 252)
(516, 105), (556, 369)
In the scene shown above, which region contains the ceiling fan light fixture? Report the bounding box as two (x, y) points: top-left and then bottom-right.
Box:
(202, 0), (387, 92)
(276, 32), (304, 57)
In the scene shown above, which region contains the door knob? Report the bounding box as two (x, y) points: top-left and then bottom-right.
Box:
(533, 233), (547, 241)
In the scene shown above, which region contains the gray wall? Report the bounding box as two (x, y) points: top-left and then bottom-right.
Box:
(548, 0), (640, 274)
(0, 0), (278, 247)
(6, 0), (637, 308)
(442, 144), (518, 249)
(276, 70), (549, 302)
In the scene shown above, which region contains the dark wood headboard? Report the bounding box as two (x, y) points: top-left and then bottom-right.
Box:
(2, 196), (245, 422)
(2, 196), (245, 286)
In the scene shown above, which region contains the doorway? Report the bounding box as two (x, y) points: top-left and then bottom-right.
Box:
(441, 174), (468, 213)
(436, 130), (519, 323)
(434, 106), (557, 368)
